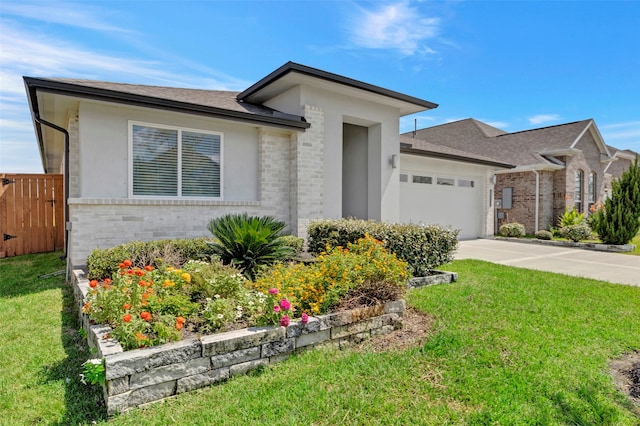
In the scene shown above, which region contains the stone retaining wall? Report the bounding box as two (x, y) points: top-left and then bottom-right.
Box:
(72, 269), (404, 415)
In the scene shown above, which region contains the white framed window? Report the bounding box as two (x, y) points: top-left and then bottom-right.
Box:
(129, 122), (223, 199)
(412, 175), (433, 184)
(575, 169), (584, 212)
(458, 179), (475, 188)
(588, 172), (596, 203)
(437, 177), (455, 186)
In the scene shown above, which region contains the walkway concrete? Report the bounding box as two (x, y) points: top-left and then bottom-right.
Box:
(456, 239), (640, 287)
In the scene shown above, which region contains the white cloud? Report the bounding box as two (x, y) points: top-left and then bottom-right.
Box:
(599, 121), (640, 152)
(0, 1), (132, 34)
(0, 12), (251, 173)
(528, 114), (560, 125)
(349, 2), (440, 55)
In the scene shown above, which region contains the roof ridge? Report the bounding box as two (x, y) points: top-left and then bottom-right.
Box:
(405, 118), (475, 135)
(496, 119), (592, 137)
(42, 77), (239, 94)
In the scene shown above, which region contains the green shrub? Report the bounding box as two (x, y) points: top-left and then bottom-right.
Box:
(560, 223), (593, 242)
(558, 207), (584, 227)
(307, 219), (458, 277)
(589, 157), (640, 245)
(499, 223), (526, 238)
(207, 213), (294, 280)
(535, 230), (553, 240)
(279, 235), (305, 257)
(86, 238), (212, 280)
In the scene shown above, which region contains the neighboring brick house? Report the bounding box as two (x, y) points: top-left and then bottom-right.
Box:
(405, 118), (638, 234)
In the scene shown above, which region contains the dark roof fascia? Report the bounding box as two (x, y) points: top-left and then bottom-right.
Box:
(23, 77), (310, 131)
(401, 146), (515, 169)
(237, 61), (438, 110)
(24, 78), (48, 171)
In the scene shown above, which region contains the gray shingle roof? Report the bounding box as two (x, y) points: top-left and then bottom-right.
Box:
(26, 77), (310, 129)
(406, 118), (595, 167)
(400, 134), (513, 168)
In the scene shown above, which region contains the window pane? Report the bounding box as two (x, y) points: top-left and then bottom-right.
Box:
(181, 131), (221, 197)
(458, 179), (474, 188)
(437, 177), (455, 186)
(132, 125), (177, 196)
(412, 175), (432, 184)
(588, 172), (596, 203)
(575, 170), (583, 212)
(399, 173), (408, 183)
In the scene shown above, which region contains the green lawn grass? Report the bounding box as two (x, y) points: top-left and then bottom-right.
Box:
(1, 254), (639, 425)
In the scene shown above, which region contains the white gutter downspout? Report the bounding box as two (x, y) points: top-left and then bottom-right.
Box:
(532, 170), (540, 232)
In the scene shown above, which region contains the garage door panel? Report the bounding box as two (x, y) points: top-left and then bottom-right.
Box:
(400, 171), (482, 239)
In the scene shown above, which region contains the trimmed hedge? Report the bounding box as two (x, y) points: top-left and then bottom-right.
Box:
(307, 219), (459, 277)
(560, 223), (593, 242)
(86, 238), (213, 280)
(535, 230), (553, 240)
(499, 222), (526, 238)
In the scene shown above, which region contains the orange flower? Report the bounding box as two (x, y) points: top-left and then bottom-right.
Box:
(123, 303), (131, 310)
(144, 265), (154, 271)
(175, 316), (186, 330)
(89, 280), (98, 288)
(127, 270), (134, 276)
(134, 269), (145, 277)
(104, 278), (112, 284)
(122, 313), (132, 322)
(120, 270), (126, 276)
(141, 300), (148, 306)
(146, 287), (154, 295)
(123, 259), (133, 267)
(118, 262), (126, 269)
(81, 301), (91, 313)
(141, 293), (149, 300)
(138, 280), (148, 287)
(140, 311), (152, 321)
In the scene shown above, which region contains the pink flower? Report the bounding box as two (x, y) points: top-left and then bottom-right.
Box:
(279, 298), (291, 311)
(268, 288), (279, 295)
(280, 315), (290, 327)
(273, 305), (281, 313)
(301, 313), (309, 324)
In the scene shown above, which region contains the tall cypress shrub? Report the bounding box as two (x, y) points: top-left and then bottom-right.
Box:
(590, 157), (640, 244)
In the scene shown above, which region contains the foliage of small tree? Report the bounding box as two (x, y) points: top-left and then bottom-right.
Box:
(206, 213), (294, 279)
(589, 157), (640, 245)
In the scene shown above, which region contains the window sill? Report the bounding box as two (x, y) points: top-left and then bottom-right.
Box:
(67, 198), (260, 207)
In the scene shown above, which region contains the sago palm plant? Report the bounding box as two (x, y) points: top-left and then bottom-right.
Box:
(206, 213), (294, 279)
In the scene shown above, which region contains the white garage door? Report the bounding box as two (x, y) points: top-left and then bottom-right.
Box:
(400, 170), (483, 239)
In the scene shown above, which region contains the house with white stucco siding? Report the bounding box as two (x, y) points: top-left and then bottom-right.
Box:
(25, 62), (512, 267)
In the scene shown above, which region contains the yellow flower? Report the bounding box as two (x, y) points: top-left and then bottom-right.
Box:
(181, 273), (191, 283)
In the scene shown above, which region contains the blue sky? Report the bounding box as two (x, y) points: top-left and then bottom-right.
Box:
(1, 0), (639, 173)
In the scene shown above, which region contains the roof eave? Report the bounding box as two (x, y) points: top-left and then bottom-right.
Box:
(23, 78), (48, 172)
(495, 164), (565, 174)
(23, 77), (310, 131)
(238, 61), (438, 112)
(400, 147), (514, 169)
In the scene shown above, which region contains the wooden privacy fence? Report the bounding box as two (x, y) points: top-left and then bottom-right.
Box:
(0, 174), (64, 258)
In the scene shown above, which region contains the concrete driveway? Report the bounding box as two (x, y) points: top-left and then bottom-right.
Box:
(456, 239), (640, 287)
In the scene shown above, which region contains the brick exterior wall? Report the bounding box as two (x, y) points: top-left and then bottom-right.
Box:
(290, 105), (324, 242)
(68, 114), (80, 198)
(494, 129), (629, 234)
(67, 105), (330, 266)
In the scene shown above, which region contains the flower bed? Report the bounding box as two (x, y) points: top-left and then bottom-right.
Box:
(72, 268), (404, 414)
(72, 235), (410, 414)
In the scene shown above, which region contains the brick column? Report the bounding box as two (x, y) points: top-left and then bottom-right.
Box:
(290, 105), (324, 241)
